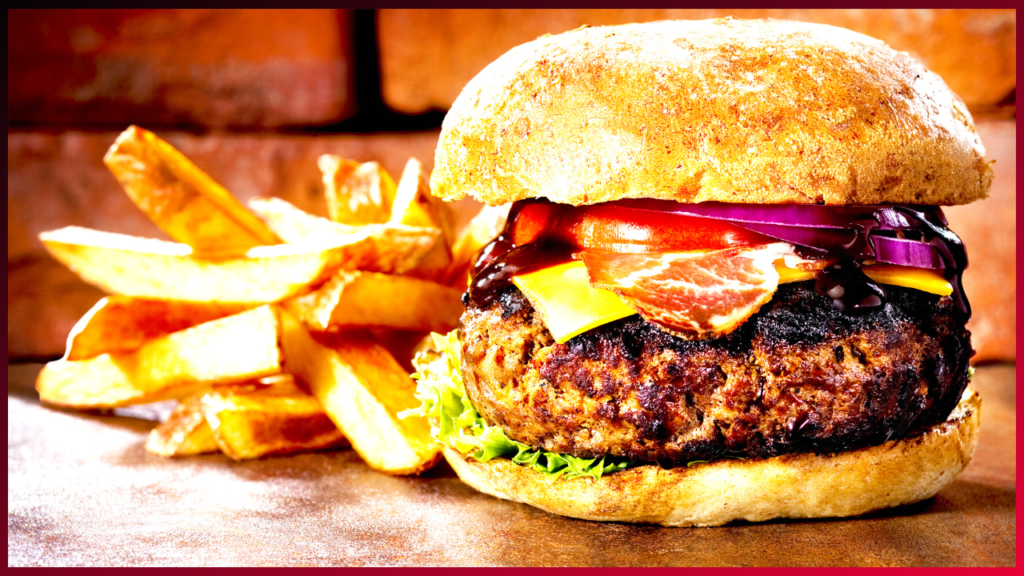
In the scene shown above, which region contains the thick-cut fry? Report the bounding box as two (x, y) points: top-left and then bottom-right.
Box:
(279, 310), (440, 475)
(391, 158), (455, 240)
(40, 226), (426, 304)
(318, 155), (395, 225)
(40, 132), (455, 466)
(446, 203), (511, 287)
(390, 158), (455, 281)
(145, 393), (220, 457)
(201, 375), (348, 461)
(248, 197), (439, 274)
(36, 306), (282, 409)
(282, 270), (462, 333)
(104, 125), (279, 256)
(65, 296), (247, 360)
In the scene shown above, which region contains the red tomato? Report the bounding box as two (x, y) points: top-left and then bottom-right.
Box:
(510, 202), (559, 246)
(510, 202), (772, 253)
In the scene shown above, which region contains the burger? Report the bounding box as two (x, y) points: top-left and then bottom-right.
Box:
(407, 18), (990, 526)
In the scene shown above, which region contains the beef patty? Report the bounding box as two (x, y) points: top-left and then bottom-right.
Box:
(458, 282), (972, 465)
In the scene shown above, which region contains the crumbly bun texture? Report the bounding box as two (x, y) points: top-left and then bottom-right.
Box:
(432, 18), (992, 207)
(444, 387), (980, 527)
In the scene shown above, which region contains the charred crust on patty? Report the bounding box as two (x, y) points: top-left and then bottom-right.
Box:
(458, 282), (971, 465)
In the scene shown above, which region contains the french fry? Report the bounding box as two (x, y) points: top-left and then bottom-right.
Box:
(282, 270), (462, 332)
(318, 155), (395, 225)
(247, 197), (439, 274)
(65, 296), (247, 360)
(279, 310), (440, 475)
(42, 131), (457, 467)
(446, 203), (511, 287)
(39, 226), (425, 304)
(104, 125), (279, 256)
(201, 375), (348, 461)
(390, 158), (455, 239)
(390, 158), (455, 281)
(36, 306), (282, 409)
(145, 393), (220, 457)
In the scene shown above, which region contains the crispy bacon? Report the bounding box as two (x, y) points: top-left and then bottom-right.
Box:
(580, 244), (791, 338)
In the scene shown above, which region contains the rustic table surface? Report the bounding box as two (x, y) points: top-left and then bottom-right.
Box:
(7, 363), (1016, 567)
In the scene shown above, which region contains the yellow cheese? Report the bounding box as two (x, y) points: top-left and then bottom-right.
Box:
(775, 260), (818, 284)
(862, 263), (952, 296)
(776, 260), (952, 296)
(512, 259), (955, 344)
(512, 261), (636, 343)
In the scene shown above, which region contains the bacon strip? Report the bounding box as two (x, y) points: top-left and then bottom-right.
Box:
(580, 244), (790, 338)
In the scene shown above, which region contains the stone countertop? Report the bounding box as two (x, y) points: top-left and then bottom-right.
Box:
(7, 363), (1016, 566)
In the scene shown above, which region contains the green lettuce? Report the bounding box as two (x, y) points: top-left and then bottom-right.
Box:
(400, 331), (629, 480)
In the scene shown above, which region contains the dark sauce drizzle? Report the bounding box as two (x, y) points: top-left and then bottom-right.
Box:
(464, 202), (575, 308)
(810, 206), (969, 318)
(465, 201), (970, 321)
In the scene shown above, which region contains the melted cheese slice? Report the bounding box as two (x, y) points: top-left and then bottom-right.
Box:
(512, 259), (953, 344)
(862, 263), (953, 296)
(512, 261), (636, 343)
(775, 260), (818, 283)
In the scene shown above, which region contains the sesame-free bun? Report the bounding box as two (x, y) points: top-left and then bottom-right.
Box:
(444, 388), (980, 527)
(432, 18), (992, 207)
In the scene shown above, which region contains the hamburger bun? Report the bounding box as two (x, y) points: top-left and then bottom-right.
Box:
(443, 387), (980, 527)
(432, 18), (992, 207)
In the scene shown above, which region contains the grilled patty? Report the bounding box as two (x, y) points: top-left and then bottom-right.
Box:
(458, 282), (971, 464)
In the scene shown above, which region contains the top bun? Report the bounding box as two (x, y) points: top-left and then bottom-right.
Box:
(431, 18), (992, 207)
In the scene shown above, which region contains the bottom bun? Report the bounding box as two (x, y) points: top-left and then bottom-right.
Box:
(444, 387), (981, 527)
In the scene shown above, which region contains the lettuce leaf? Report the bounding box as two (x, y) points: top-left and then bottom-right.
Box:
(400, 331), (629, 480)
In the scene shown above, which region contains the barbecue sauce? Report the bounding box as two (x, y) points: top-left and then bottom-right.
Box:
(464, 201), (573, 308)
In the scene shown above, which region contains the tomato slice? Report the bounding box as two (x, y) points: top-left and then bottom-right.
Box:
(569, 205), (773, 253)
(509, 201), (773, 253)
(510, 202), (559, 246)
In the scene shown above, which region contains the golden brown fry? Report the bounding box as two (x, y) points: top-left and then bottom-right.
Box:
(104, 125), (278, 256)
(39, 226), (421, 304)
(65, 296), (247, 361)
(390, 158), (455, 240)
(279, 310), (440, 475)
(282, 270), (462, 333)
(36, 306), (282, 409)
(446, 203), (511, 287)
(201, 375), (348, 461)
(390, 158), (455, 281)
(145, 393), (220, 457)
(247, 197), (439, 274)
(318, 155), (395, 225)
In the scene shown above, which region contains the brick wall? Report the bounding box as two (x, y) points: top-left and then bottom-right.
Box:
(378, 9), (1016, 116)
(8, 9), (1016, 362)
(8, 9), (355, 128)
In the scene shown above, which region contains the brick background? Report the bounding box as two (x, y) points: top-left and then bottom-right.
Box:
(944, 121), (1017, 364)
(7, 9), (1017, 363)
(378, 9), (1016, 116)
(8, 9), (355, 128)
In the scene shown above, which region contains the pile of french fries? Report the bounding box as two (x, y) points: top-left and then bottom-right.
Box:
(35, 125), (504, 475)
